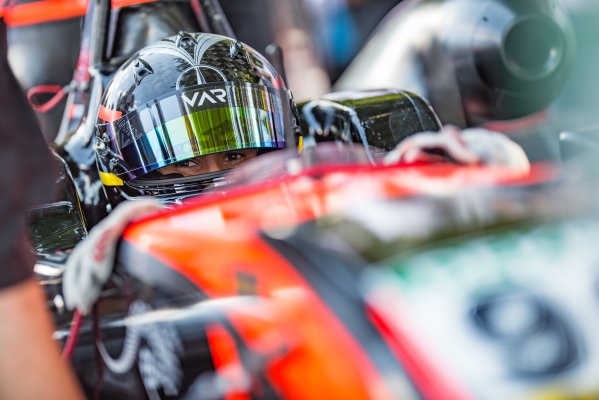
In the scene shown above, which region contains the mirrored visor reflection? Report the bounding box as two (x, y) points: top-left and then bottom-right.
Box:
(97, 81), (287, 179)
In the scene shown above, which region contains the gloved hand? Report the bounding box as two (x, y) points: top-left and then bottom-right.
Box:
(384, 125), (530, 173)
(63, 200), (164, 315)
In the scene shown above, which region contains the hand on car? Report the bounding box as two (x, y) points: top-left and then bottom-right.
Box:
(384, 125), (530, 174)
(62, 199), (164, 315)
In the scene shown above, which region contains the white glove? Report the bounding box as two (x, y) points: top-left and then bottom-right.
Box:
(384, 125), (530, 174)
(63, 199), (164, 315)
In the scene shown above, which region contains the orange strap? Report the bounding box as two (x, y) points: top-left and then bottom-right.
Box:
(112, 0), (157, 8)
(27, 84), (68, 112)
(4, 0), (87, 26)
(4, 0), (159, 26)
(98, 104), (123, 123)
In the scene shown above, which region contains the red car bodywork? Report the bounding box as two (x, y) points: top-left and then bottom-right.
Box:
(119, 161), (555, 399)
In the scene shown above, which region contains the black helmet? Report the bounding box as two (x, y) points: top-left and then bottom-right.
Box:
(95, 31), (297, 205)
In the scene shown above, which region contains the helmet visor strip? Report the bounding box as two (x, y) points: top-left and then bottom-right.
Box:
(98, 81), (287, 180)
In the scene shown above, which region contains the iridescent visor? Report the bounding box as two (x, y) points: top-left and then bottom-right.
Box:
(98, 81), (287, 180)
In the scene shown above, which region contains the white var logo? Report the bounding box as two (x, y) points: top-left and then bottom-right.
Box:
(182, 89), (227, 107)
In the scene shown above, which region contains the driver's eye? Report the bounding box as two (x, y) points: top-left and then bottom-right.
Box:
(224, 152), (245, 163)
(174, 159), (198, 168)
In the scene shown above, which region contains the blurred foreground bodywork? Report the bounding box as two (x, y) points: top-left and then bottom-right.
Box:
(37, 142), (599, 399)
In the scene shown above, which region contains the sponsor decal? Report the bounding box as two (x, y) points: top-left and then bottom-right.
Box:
(182, 88), (227, 108)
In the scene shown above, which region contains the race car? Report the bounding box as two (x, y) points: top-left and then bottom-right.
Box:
(22, 0), (599, 398)
(32, 140), (599, 399)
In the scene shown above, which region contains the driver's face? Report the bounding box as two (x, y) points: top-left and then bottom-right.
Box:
(158, 149), (258, 177)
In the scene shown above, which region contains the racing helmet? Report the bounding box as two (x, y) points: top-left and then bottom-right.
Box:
(95, 31), (297, 204)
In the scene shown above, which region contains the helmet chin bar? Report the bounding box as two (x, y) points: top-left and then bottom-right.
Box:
(122, 169), (232, 203)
